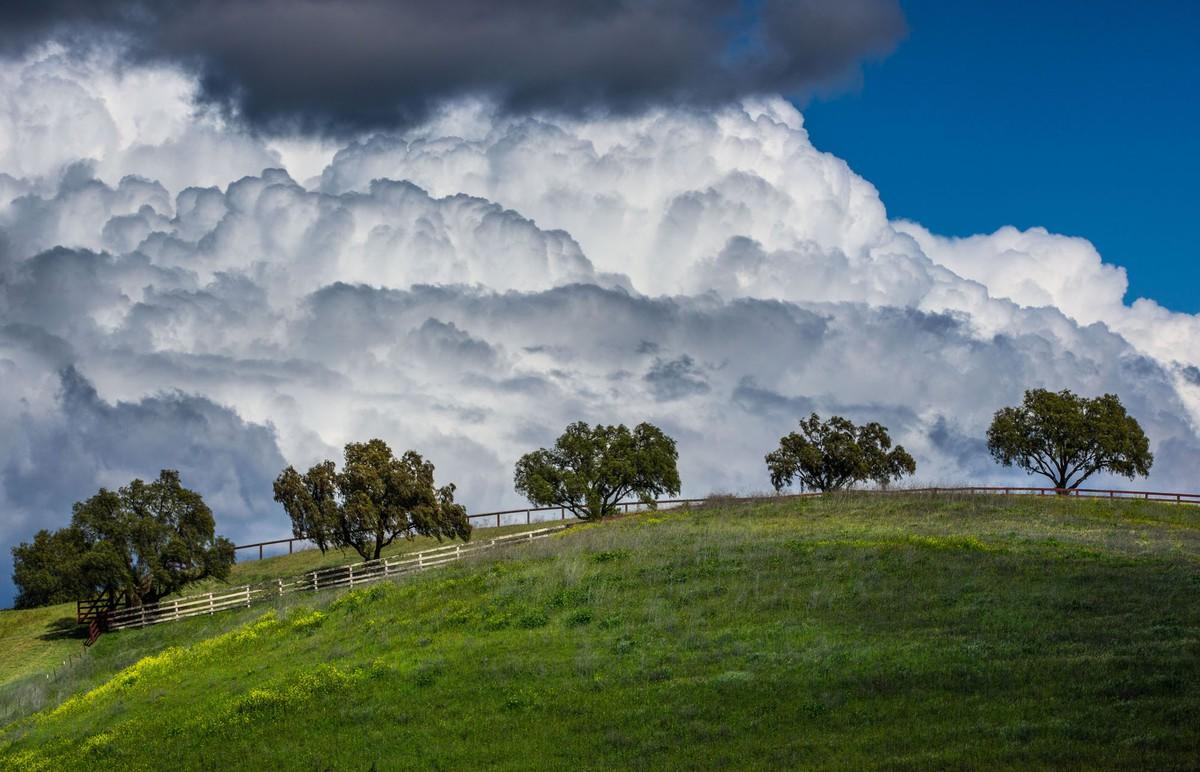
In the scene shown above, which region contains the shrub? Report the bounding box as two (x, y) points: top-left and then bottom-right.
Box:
(566, 609), (594, 627)
(517, 609), (549, 629)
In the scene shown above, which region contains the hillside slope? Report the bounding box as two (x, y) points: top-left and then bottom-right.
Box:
(2, 494), (1198, 770)
(0, 520), (550, 705)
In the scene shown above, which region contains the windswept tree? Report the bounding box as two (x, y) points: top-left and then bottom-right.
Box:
(10, 470), (235, 609)
(273, 439), (470, 561)
(514, 421), (680, 520)
(986, 389), (1152, 491)
(766, 414), (916, 493)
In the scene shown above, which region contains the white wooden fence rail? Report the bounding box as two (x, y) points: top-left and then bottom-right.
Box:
(99, 485), (1200, 633)
(104, 526), (569, 632)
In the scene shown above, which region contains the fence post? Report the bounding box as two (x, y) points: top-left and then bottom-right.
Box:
(560, 507), (565, 521)
(174, 599), (180, 621)
(278, 578), (284, 598)
(208, 592), (214, 615)
(312, 572), (318, 593)
(140, 606), (146, 628)
(496, 512), (501, 528)
(289, 540), (294, 555)
(259, 544), (263, 560)
(348, 564), (355, 587)
(245, 586), (251, 608)
(526, 509), (531, 525)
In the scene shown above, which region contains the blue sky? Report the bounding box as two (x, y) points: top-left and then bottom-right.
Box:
(802, 0), (1199, 313)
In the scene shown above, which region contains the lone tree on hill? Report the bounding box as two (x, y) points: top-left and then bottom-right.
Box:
(766, 414), (916, 493)
(986, 389), (1153, 491)
(10, 470), (235, 609)
(273, 439), (470, 561)
(514, 421), (681, 520)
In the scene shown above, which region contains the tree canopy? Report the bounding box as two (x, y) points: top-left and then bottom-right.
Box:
(10, 527), (91, 609)
(986, 389), (1153, 490)
(273, 439), (470, 561)
(766, 414), (916, 493)
(11, 470), (235, 609)
(514, 421), (681, 520)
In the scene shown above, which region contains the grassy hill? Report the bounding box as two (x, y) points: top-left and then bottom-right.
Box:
(2, 493), (1198, 770)
(0, 521), (550, 709)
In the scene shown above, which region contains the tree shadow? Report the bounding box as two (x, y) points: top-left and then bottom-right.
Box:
(38, 616), (86, 642)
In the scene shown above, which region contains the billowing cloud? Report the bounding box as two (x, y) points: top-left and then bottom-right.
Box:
(319, 97), (1200, 425)
(0, 335), (286, 603)
(2, 47), (1199, 606)
(0, 0), (905, 133)
(0, 46), (284, 194)
(645, 355), (711, 401)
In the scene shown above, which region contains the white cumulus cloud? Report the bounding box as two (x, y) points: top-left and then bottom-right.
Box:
(1, 48), (1198, 605)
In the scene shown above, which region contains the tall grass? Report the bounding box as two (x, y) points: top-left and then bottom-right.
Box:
(2, 494), (1198, 770)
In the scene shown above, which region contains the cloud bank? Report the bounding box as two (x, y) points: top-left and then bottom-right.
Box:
(0, 0), (904, 133)
(1, 45), (1199, 605)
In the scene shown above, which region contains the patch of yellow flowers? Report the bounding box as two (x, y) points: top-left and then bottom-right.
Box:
(44, 611), (286, 724)
(5, 606), (397, 770)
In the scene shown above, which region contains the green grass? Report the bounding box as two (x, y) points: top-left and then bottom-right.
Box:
(0, 521), (556, 704)
(2, 493), (1199, 770)
(0, 605), (87, 690)
(190, 520), (558, 590)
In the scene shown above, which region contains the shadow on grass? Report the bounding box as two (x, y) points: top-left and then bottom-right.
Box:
(37, 617), (86, 642)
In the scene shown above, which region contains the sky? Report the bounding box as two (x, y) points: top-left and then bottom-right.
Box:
(1, 0), (1199, 607)
(803, 0), (1200, 312)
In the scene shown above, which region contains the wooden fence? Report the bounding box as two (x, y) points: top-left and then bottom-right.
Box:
(233, 498), (709, 560)
(232, 485), (1200, 561)
(87, 484), (1199, 635)
(102, 525), (570, 632)
(834, 485), (1200, 504)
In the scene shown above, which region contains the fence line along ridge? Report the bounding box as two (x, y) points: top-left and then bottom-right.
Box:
(89, 525), (569, 632)
(232, 485), (1200, 560)
(82, 484), (1200, 635)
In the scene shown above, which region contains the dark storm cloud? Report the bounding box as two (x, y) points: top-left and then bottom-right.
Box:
(8, 367), (286, 519)
(732, 376), (815, 417)
(0, 365), (288, 606)
(927, 415), (994, 481)
(644, 355), (711, 401)
(409, 319), (499, 368)
(0, 0), (905, 132)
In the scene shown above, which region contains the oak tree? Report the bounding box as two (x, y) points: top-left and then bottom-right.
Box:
(273, 439), (470, 561)
(766, 414), (916, 492)
(11, 470), (236, 608)
(986, 389), (1152, 490)
(514, 422), (681, 520)
(10, 526), (90, 609)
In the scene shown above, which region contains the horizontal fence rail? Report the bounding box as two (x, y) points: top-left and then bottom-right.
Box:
(103, 526), (570, 632)
(233, 498), (714, 561)
(866, 486), (1200, 503)
(232, 485), (1200, 560)
(85, 485), (1199, 635)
